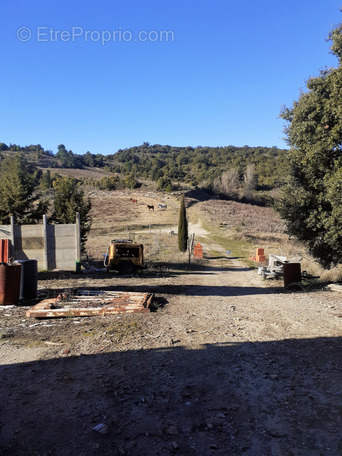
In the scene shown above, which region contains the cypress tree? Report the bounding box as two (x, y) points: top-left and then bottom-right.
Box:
(178, 195), (188, 252)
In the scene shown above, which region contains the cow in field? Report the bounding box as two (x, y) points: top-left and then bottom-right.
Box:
(130, 198), (138, 203)
(147, 205), (154, 211)
(158, 203), (167, 210)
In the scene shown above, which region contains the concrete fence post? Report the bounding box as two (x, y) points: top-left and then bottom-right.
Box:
(10, 215), (15, 257)
(76, 212), (81, 262)
(43, 215), (49, 270)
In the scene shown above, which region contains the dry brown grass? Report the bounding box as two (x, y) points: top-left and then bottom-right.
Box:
(87, 189), (179, 229)
(85, 189), (184, 263)
(300, 257), (342, 282)
(198, 199), (284, 234)
(43, 167), (112, 180)
(85, 190), (342, 281)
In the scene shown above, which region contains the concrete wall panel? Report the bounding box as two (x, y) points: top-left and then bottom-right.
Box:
(0, 219), (80, 271)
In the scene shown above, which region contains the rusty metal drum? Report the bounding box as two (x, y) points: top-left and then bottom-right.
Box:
(0, 264), (21, 305)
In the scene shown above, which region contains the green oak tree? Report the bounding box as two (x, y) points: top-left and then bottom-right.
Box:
(277, 22), (342, 267)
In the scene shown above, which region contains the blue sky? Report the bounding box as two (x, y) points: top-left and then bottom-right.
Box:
(0, 0), (341, 155)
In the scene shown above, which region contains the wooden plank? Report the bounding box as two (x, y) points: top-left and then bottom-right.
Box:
(26, 292), (154, 318)
(27, 307), (150, 318)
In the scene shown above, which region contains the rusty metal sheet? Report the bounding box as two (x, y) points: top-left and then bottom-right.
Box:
(0, 239), (10, 263)
(26, 290), (154, 318)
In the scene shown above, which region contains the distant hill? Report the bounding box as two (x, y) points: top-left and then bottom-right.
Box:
(111, 143), (289, 189)
(0, 141), (289, 191)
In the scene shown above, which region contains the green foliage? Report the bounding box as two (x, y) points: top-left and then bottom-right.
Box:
(39, 170), (54, 191)
(178, 196), (188, 252)
(0, 155), (48, 224)
(52, 176), (92, 252)
(124, 173), (139, 189)
(329, 24), (342, 63)
(55, 146), (83, 169)
(96, 176), (118, 190)
(277, 22), (342, 267)
(0, 141), (289, 192)
(84, 151), (95, 167)
(112, 143), (289, 189)
(156, 176), (173, 192)
(84, 151), (104, 168)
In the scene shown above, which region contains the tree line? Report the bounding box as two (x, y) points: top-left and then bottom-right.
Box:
(111, 143), (289, 190)
(0, 142), (289, 191)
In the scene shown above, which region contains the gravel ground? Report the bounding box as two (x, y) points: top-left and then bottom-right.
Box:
(1, 251), (342, 456)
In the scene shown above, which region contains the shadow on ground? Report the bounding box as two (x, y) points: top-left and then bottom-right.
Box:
(36, 284), (280, 299)
(1, 337), (342, 455)
(38, 261), (254, 281)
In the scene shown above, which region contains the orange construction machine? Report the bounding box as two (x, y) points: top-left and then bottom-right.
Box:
(104, 239), (144, 274)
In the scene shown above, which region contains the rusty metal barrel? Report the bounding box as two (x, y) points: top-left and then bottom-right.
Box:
(283, 263), (301, 289)
(0, 263), (21, 305)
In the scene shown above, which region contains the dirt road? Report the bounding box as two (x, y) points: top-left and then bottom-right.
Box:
(1, 249), (342, 455)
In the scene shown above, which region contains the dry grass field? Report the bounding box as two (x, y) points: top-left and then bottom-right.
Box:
(86, 189), (184, 264)
(84, 188), (342, 281)
(198, 199), (285, 234)
(43, 167), (112, 180)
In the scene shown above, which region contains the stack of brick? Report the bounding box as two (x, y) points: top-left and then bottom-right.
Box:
(194, 243), (203, 259)
(255, 248), (266, 263)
